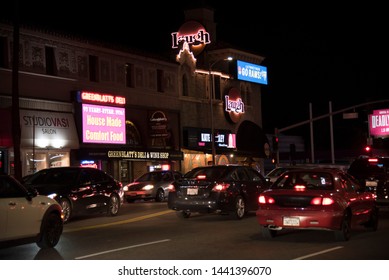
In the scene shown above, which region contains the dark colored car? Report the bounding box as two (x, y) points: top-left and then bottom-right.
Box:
(347, 156), (389, 206)
(1, 174), (63, 249)
(168, 165), (269, 219)
(256, 168), (378, 241)
(123, 170), (182, 202)
(23, 167), (124, 223)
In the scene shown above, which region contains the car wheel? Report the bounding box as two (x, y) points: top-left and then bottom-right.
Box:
(155, 189), (165, 202)
(60, 198), (72, 223)
(37, 212), (63, 249)
(261, 226), (277, 239)
(108, 194), (120, 216)
(335, 212), (351, 241)
(177, 210), (191, 218)
(233, 196), (246, 219)
(364, 206), (379, 231)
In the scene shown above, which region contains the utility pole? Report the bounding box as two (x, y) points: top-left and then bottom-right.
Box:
(11, 0), (22, 180)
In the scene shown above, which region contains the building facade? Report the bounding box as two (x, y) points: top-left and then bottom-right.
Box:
(0, 7), (269, 181)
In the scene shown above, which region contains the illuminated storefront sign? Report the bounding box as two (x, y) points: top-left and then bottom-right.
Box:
(224, 87), (245, 124)
(171, 21), (211, 56)
(82, 103), (126, 144)
(76, 90), (126, 105)
(369, 109), (389, 137)
(184, 127), (236, 150)
(235, 60), (267, 85)
(107, 150), (183, 160)
(20, 109), (79, 149)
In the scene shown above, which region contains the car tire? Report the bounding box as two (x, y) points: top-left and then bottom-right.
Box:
(155, 189), (165, 202)
(233, 196), (246, 220)
(108, 194), (120, 216)
(334, 212), (351, 241)
(261, 226), (277, 239)
(364, 206), (379, 231)
(37, 212), (63, 249)
(177, 210), (191, 218)
(60, 198), (72, 223)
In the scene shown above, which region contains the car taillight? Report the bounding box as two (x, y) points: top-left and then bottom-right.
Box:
(310, 197), (334, 205)
(294, 184), (306, 191)
(258, 195), (275, 204)
(212, 183), (230, 191)
(167, 184), (175, 192)
(197, 175), (206, 179)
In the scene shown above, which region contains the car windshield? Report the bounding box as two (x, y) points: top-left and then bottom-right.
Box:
(184, 166), (228, 180)
(137, 172), (169, 182)
(272, 171), (334, 190)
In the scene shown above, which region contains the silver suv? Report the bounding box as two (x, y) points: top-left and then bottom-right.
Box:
(0, 174), (63, 249)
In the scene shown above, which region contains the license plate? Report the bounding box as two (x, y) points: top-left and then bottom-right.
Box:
(187, 188), (198, 195)
(366, 181), (378, 187)
(283, 217), (300, 226)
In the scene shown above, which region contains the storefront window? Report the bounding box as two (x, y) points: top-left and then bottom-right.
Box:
(25, 150), (69, 175)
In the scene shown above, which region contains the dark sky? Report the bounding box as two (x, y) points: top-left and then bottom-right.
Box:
(2, 1), (389, 141)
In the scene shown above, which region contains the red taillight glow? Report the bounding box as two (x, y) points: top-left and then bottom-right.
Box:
(212, 183), (230, 191)
(197, 175), (206, 179)
(258, 195), (275, 204)
(294, 184), (306, 191)
(368, 158), (378, 163)
(310, 197), (334, 205)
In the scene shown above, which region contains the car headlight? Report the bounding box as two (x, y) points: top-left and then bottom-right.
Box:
(142, 184), (154, 190)
(47, 193), (58, 200)
(123, 186), (129, 191)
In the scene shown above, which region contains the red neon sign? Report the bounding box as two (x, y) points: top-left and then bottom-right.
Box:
(81, 91), (126, 105)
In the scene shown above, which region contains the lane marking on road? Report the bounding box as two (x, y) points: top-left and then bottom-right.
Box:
(63, 209), (174, 233)
(293, 246), (344, 260)
(74, 239), (171, 260)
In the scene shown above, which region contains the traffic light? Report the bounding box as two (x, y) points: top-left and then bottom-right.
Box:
(272, 136), (279, 152)
(364, 145), (372, 156)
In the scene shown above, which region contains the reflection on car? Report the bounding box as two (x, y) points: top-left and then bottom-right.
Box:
(123, 170), (182, 203)
(256, 168), (378, 241)
(23, 167), (124, 223)
(168, 165), (269, 219)
(0, 174), (63, 249)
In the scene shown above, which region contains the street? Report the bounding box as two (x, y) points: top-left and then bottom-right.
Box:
(1, 201), (389, 260)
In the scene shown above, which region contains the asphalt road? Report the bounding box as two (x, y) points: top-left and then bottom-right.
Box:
(1, 201), (389, 260)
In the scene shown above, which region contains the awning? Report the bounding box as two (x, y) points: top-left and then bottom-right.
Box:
(20, 109), (79, 149)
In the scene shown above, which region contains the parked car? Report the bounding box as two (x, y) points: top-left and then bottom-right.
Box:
(265, 166), (300, 183)
(0, 174), (63, 249)
(23, 167), (124, 223)
(123, 170), (182, 203)
(168, 165), (269, 219)
(256, 168), (378, 241)
(347, 156), (389, 206)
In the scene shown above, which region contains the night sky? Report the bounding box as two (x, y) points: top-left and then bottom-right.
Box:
(2, 1), (389, 152)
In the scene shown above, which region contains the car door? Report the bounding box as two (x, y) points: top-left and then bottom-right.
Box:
(0, 176), (41, 240)
(340, 173), (373, 224)
(88, 169), (113, 209)
(234, 167), (263, 211)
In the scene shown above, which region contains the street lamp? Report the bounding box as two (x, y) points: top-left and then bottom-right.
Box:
(209, 56), (233, 165)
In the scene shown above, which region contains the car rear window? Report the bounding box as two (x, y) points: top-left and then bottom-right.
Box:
(184, 166), (228, 180)
(273, 171), (334, 190)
